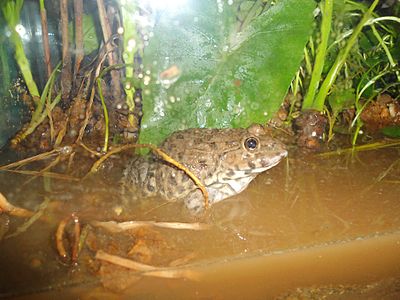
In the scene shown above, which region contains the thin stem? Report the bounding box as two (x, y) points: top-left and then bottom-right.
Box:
(312, 0), (380, 111)
(74, 0), (84, 74)
(96, 0), (121, 100)
(370, 24), (400, 82)
(60, 0), (72, 102)
(302, 0), (333, 110)
(97, 78), (109, 153)
(39, 0), (52, 79)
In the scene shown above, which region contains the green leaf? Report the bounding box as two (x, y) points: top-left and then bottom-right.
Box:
(328, 87), (355, 115)
(139, 0), (315, 145)
(68, 14), (99, 55)
(381, 126), (400, 138)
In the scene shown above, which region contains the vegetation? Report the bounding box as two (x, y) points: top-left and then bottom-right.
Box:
(1, 0), (39, 99)
(0, 0), (399, 151)
(296, 0), (400, 143)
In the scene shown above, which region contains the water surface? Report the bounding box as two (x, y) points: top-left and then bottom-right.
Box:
(0, 146), (399, 299)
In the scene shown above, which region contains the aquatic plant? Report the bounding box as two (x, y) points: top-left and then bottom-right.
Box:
(297, 0), (400, 143)
(11, 62), (61, 145)
(0, 0), (40, 99)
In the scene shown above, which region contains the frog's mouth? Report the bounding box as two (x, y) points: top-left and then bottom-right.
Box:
(247, 149), (288, 174)
(220, 150), (288, 182)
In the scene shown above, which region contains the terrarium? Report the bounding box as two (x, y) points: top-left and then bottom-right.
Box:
(0, 0), (399, 298)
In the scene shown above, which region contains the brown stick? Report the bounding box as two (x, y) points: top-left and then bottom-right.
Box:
(0, 192), (34, 217)
(76, 52), (108, 143)
(5, 197), (51, 239)
(56, 216), (70, 261)
(71, 213), (81, 263)
(0, 149), (58, 170)
(73, 0), (84, 75)
(2, 169), (79, 181)
(91, 220), (211, 232)
(39, 2), (52, 78)
(60, 0), (72, 103)
(95, 250), (201, 281)
(96, 0), (121, 100)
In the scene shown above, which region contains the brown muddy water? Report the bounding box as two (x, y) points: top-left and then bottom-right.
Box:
(0, 146), (400, 299)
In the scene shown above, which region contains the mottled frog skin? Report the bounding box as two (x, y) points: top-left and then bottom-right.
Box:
(122, 124), (287, 213)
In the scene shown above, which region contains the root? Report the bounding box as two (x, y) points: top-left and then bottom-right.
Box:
(0, 192), (34, 217)
(5, 196), (50, 239)
(95, 250), (201, 281)
(91, 220), (210, 233)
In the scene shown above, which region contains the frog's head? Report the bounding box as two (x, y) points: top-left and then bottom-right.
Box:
(221, 124), (287, 177)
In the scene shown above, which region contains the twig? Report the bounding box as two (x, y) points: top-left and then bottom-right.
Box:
(71, 213), (81, 263)
(318, 140), (400, 157)
(39, 0), (52, 78)
(56, 216), (70, 261)
(24, 155), (61, 185)
(76, 52), (108, 143)
(78, 142), (102, 157)
(96, 0), (121, 100)
(1, 169), (79, 181)
(95, 250), (201, 281)
(60, 0), (72, 102)
(73, 0), (84, 74)
(0, 192), (34, 217)
(97, 77), (110, 152)
(85, 143), (210, 209)
(5, 196), (51, 239)
(91, 220), (210, 233)
(0, 149), (58, 170)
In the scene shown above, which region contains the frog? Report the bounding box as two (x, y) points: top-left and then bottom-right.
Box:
(122, 124), (287, 213)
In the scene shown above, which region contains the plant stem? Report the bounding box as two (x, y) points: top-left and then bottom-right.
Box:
(12, 63), (61, 144)
(370, 24), (400, 82)
(11, 30), (40, 99)
(60, 0), (72, 103)
(96, 0), (121, 100)
(74, 0), (84, 74)
(97, 78), (109, 153)
(1, 0), (40, 99)
(312, 0), (380, 111)
(39, 0), (52, 79)
(0, 43), (11, 93)
(302, 0), (333, 110)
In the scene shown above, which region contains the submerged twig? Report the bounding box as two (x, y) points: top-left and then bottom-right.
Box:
(0, 192), (34, 217)
(24, 155), (61, 185)
(5, 196), (51, 239)
(71, 213), (81, 263)
(318, 140), (400, 157)
(1, 169), (79, 181)
(91, 220), (210, 233)
(56, 216), (70, 261)
(95, 250), (200, 281)
(85, 143), (210, 209)
(56, 213), (83, 264)
(0, 149), (58, 170)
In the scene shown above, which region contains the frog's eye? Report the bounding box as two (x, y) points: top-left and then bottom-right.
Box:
(244, 137), (259, 151)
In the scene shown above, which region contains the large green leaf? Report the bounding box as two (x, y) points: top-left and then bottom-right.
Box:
(139, 0), (315, 145)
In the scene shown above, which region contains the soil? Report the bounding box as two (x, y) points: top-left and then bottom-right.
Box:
(360, 94), (400, 133)
(293, 109), (328, 150)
